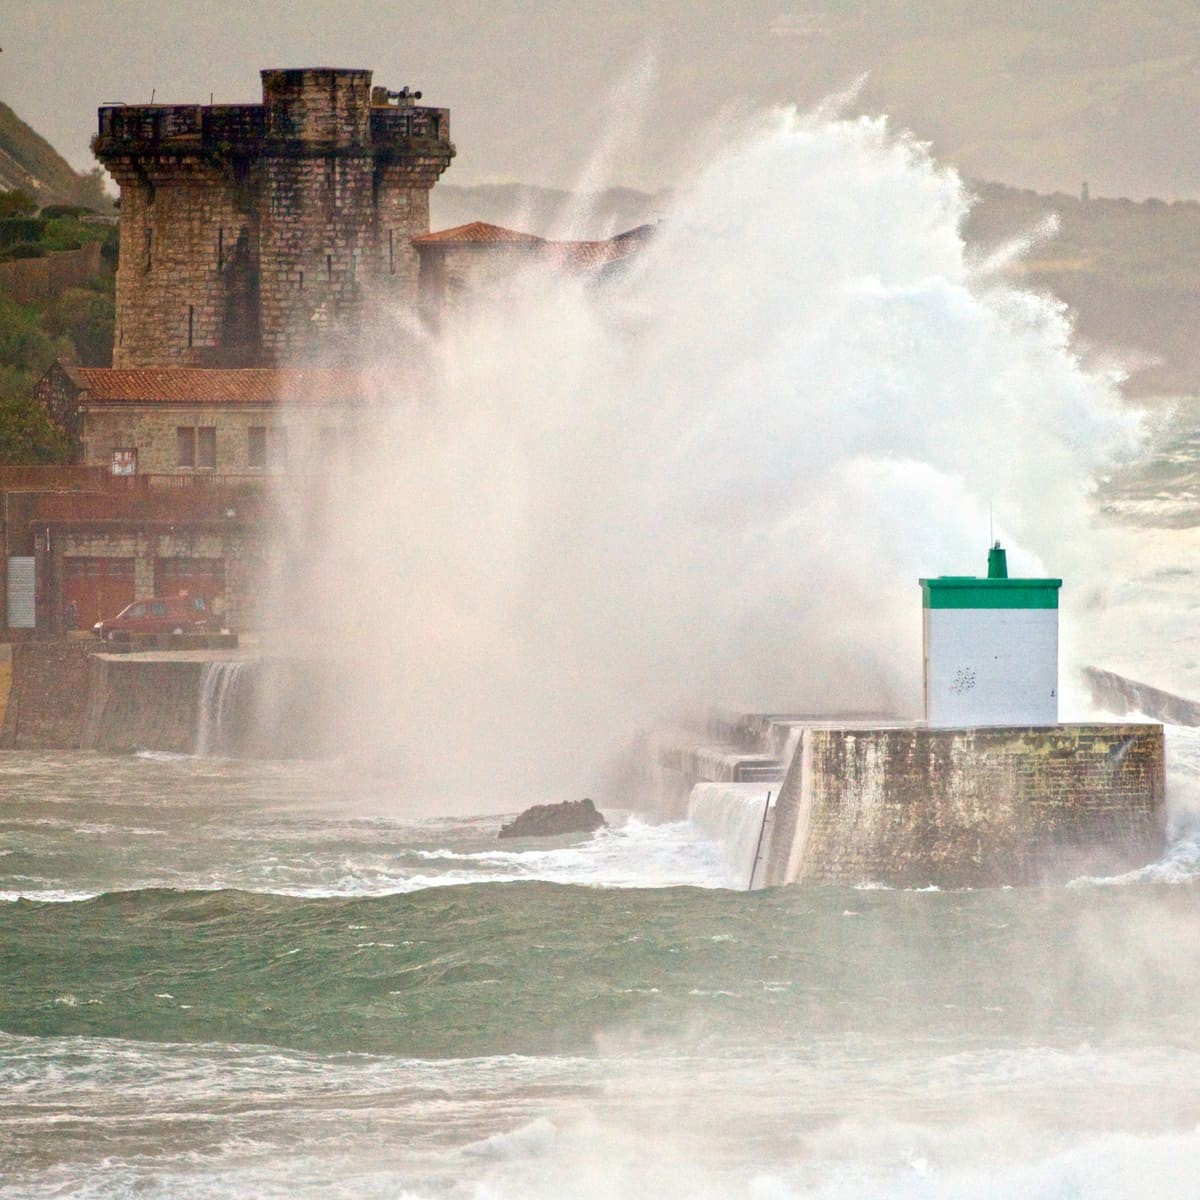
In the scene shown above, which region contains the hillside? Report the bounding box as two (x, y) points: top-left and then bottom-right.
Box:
(965, 181), (1200, 397)
(0, 103), (108, 210)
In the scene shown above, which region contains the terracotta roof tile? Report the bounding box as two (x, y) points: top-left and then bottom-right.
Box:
(411, 221), (546, 245)
(73, 367), (399, 405)
(414, 220), (654, 270)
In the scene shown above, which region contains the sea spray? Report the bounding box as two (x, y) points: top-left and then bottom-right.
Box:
(277, 105), (1143, 808)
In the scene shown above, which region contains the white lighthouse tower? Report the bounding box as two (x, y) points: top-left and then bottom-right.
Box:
(920, 544), (1062, 726)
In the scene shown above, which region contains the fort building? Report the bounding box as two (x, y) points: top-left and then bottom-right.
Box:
(92, 68), (455, 368)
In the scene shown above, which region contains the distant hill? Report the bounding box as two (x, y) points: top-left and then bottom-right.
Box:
(965, 180), (1200, 397)
(0, 102), (108, 210)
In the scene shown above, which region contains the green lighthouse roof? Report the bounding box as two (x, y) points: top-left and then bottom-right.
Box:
(919, 544), (1061, 609)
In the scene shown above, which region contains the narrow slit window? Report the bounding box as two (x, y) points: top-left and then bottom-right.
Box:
(388, 229), (394, 275)
(145, 227), (153, 271)
(187, 305), (194, 348)
(217, 228), (224, 269)
(326, 254), (333, 282)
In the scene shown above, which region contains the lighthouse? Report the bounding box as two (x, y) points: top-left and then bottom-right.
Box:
(920, 544), (1062, 726)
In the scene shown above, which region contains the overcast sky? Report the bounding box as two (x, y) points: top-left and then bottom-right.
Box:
(4, 1), (1199, 199)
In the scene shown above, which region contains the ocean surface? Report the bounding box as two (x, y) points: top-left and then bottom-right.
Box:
(3, 721), (1200, 1199)
(5, 115), (1200, 1197)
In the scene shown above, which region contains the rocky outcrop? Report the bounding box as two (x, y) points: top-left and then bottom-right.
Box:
(498, 799), (607, 839)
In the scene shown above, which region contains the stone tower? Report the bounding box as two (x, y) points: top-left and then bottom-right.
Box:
(93, 68), (454, 367)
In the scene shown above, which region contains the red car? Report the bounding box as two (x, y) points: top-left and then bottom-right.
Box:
(93, 595), (211, 640)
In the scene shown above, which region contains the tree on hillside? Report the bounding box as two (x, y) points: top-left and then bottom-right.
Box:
(0, 389), (72, 463)
(0, 296), (75, 464)
(0, 189), (37, 218)
(43, 287), (114, 367)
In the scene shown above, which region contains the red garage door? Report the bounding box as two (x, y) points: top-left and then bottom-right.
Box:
(154, 557), (226, 610)
(64, 557), (136, 629)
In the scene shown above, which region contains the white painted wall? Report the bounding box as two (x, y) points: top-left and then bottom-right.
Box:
(923, 607), (1058, 726)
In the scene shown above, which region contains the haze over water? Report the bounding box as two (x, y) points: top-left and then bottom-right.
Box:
(4, 105), (1200, 1198)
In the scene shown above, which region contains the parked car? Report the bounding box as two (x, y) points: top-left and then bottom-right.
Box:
(93, 595), (211, 640)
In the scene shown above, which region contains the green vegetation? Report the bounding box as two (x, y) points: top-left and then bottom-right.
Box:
(0, 189), (116, 463)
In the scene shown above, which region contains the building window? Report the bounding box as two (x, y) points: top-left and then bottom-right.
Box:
(197, 426), (216, 469)
(111, 448), (137, 477)
(326, 254), (333, 282)
(177, 426), (217, 469)
(145, 227), (153, 272)
(388, 229), (395, 275)
(248, 426), (286, 470)
(248, 426), (266, 469)
(187, 305), (194, 348)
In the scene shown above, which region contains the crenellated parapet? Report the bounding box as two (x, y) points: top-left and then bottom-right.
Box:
(93, 68), (455, 368)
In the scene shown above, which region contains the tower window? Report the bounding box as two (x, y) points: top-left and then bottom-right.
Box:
(187, 305), (194, 348)
(145, 228), (153, 271)
(388, 229), (394, 275)
(327, 254), (333, 282)
(217, 227), (224, 269)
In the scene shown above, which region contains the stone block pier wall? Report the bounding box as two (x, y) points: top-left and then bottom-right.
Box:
(761, 724), (1165, 888)
(0, 641), (334, 758)
(643, 717), (1167, 888)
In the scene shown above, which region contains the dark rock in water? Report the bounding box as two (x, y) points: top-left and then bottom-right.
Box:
(498, 798), (607, 839)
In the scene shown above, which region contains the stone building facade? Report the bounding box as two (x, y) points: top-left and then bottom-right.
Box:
(14, 67), (651, 638)
(36, 364), (371, 475)
(93, 68), (454, 367)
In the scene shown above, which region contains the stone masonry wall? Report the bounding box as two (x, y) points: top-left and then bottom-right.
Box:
(108, 159), (249, 367)
(48, 527), (263, 631)
(82, 405), (361, 477)
(0, 639), (94, 749)
(763, 724), (1166, 889)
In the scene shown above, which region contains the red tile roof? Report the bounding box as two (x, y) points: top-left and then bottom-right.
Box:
(72, 367), (399, 405)
(414, 221), (654, 270)
(411, 221), (545, 245)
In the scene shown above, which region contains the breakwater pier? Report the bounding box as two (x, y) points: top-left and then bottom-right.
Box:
(641, 713), (1166, 889)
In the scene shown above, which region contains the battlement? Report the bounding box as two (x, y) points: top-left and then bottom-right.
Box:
(95, 70), (451, 162)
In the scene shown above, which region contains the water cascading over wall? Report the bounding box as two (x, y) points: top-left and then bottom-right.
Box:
(685, 783), (773, 887)
(195, 661), (251, 756)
